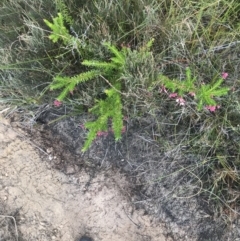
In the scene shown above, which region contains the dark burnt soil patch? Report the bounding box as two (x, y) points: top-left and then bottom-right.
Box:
(10, 106), (240, 241)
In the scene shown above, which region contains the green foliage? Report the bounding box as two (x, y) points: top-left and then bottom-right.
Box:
(159, 67), (196, 96)
(196, 78), (229, 110)
(44, 13), (72, 44)
(82, 60), (117, 71)
(158, 67), (229, 110)
(140, 38), (155, 53)
(48, 41), (128, 151)
(78, 43), (127, 151)
(49, 70), (101, 101)
(54, 0), (73, 26)
(43, 11), (136, 151)
(1, 0), (240, 223)
(103, 42), (127, 66)
(44, 11), (86, 59)
(82, 83), (123, 152)
(49, 41), (128, 98)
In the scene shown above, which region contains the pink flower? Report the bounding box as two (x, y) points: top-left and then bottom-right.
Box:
(169, 93), (178, 98)
(108, 126), (126, 134)
(79, 124), (86, 130)
(159, 85), (168, 94)
(221, 72), (228, 79)
(189, 92), (196, 97)
(206, 105), (220, 112)
(53, 100), (62, 107)
(176, 97), (186, 106)
(97, 131), (108, 137)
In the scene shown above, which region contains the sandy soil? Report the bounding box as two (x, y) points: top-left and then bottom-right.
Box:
(0, 115), (168, 241)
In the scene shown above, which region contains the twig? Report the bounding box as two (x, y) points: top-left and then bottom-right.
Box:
(123, 207), (141, 229)
(0, 215), (18, 241)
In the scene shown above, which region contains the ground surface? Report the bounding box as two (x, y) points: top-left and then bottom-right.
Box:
(0, 114), (168, 241)
(1, 106), (239, 241)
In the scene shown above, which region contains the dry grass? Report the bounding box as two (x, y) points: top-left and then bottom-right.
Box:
(0, 0), (240, 221)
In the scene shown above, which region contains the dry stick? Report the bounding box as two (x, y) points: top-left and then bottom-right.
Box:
(99, 75), (140, 99)
(0, 215), (18, 241)
(0, 108), (11, 114)
(99, 75), (128, 96)
(100, 147), (109, 167)
(123, 207), (141, 229)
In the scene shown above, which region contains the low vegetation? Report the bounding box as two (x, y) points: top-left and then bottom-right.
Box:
(0, 0), (240, 220)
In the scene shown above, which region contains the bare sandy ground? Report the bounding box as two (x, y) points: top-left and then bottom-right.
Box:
(0, 114), (169, 241)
